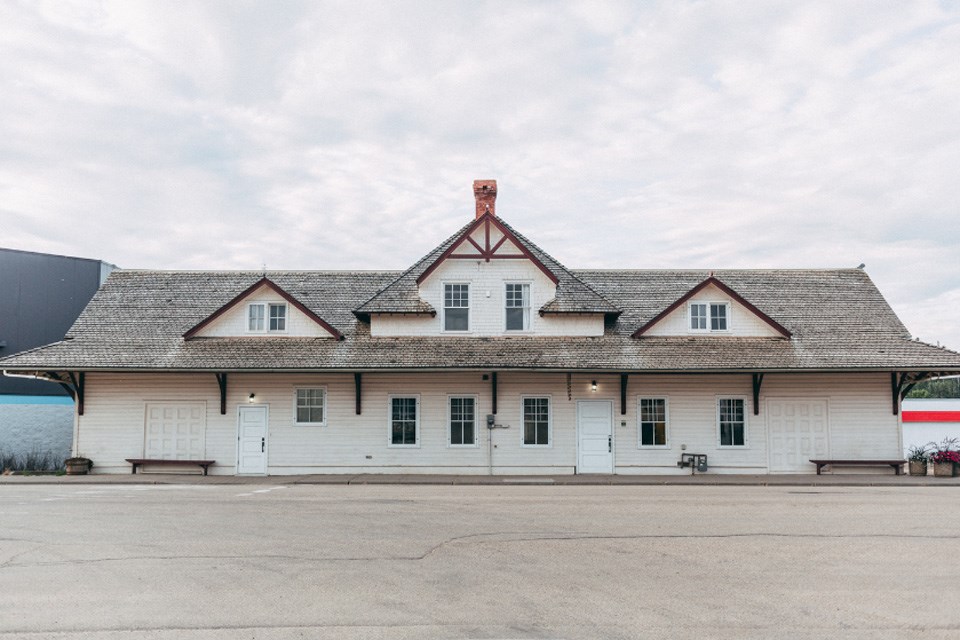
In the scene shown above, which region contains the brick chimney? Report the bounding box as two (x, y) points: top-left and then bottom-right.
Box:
(473, 180), (497, 218)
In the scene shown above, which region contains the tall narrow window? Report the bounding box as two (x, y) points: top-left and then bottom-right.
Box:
(248, 304), (265, 331)
(690, 303), (707, 330)
(505, 283), (530, 331)
(718, 398), (745, 446)
(390, 397), (418, 446)
(444, 284), (469, 331)
(449, 397), (476, 446)
(522, 397), (550, 446)
(710, 304), (727, 331)
(639, 398), (668, 447)
(269, 303), (287, 331)
(294, 388), (325, 426)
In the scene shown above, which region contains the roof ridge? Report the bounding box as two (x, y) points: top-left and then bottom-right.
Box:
(497, 219), (620, 312)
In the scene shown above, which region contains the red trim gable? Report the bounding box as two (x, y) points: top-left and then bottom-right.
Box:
(415, 213), (560, 285)
(631, 276), (792, 338)
(183, 277), (344, 340)
(902, 411), (960, 423)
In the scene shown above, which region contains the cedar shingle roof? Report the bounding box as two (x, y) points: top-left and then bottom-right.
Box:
(3, 267), (960, 373)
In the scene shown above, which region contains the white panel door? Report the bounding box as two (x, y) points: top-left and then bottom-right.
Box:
(237, 405), (268, 475)
(767, 399), (829, 472)
(144, 402), (206, 459)
(578, 401), (613, 473)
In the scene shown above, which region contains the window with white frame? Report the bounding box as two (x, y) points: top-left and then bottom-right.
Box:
(390, 396), (418, 446)
(522, 397), (550, 446)
(248, 302), (287, 333)
(638, 398), (668, 447)
(444, 284), (469, 331)
(505, 283), (531, 331)
(294, 388), (326, 426)
(449, 396), (476, 446)
(690, 302), (728, 332)
(718, 398), (746, 446)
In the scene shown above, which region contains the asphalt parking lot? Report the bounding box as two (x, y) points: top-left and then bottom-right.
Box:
(1, 484), (958, 639)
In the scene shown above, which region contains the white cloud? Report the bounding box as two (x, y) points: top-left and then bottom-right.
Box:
(0, 0), (958, 349)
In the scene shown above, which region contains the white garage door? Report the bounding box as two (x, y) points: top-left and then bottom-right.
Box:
(767, 399), (829, 472)
(144, 402), (206, 459)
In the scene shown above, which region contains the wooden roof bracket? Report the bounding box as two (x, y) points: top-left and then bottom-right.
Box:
(752, 373), (764, 416)
(892, 371), (931, 415)
(68, 372), (85, 416)
(215, 373), (228, 415)
(354, 373), (362, 415)
(620, 373), (628, 415)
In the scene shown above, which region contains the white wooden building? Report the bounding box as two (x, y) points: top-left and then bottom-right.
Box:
(3, 180), (960, 475)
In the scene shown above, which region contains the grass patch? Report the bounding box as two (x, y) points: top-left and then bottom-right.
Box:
(0, 449), (65, 473)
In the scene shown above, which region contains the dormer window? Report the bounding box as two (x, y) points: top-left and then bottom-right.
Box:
(248, 303), (287, 333)
(443, 284), (469, 331)
(505, 283), (530, 331)
(690, 302), (728, 332)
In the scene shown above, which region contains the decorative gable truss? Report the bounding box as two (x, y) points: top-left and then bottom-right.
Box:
(632, 276), (791, 339)
(184, 277), (344, 340)
(416, 213), (560, 286)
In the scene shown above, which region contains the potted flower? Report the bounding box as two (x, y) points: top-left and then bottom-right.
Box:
(928, 438), (959, 478)
(907, 444), (929, 476)
(64, 456), (93, 475)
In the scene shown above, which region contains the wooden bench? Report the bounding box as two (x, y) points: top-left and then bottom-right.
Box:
(126, 458), (215, 475)
(809, 459), (906, 475)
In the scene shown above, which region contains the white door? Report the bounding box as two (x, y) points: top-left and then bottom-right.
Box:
(767, 399), (829, 472)
(578, 400), (613, 473)
(237, 405), (268, 474)
(144, 402), (206, 459)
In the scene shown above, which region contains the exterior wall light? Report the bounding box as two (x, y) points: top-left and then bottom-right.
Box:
(591, 380), (597, 392)
(248, 393), (256, 403)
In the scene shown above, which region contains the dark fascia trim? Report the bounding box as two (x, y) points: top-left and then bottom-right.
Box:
(415, 213), (560, 286)
(631, 276), (792, 339)
(182, 277), (344, 340)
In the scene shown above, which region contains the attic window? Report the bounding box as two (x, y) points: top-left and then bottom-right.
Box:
(248, 303), (287, 333)
(690, 302), (728, 332)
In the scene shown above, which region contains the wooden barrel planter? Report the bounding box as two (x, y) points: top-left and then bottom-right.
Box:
(64, 457), (92, 475)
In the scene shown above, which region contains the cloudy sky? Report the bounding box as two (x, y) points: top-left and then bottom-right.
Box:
(1, 1), (958, 349)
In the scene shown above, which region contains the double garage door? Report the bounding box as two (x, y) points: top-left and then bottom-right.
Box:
(144, 402), (206, 459)
(767, 398), (829, 472)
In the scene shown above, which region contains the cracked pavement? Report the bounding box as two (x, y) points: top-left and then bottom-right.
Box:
(1, 484), (959, 639)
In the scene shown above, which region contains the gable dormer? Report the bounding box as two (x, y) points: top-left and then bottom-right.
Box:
(184, 277), (343, 340)
(355, 180), (619, 337)
(633, 276), (791, 338)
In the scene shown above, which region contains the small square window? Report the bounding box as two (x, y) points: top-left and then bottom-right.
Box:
(294, 388), (325, 425)
(690, 303), (707, 330)
(248, 304), (265, 332)
(269, 304), (287, 331)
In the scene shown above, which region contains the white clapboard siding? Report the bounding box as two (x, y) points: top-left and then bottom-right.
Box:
(77, 371), (897, 475)
(371, 259), (605, 337)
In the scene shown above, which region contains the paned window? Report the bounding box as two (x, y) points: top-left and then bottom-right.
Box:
(269, 303), (287, 331)
(710, 303), (727, 331)
(690, 302), (728, 332)
(522, 397), (550, 446)
(505, 283), (531, 331)
(248, 304), (265, 331)
(248, 302), (287, 333)
(444, 284), (469, 331)
(449, 397), (476, 446)
(718, 398), (746, 446)
(690, 303), (707, 330)
(639, 398), (668, 447)
(294, 388), (325, 425)
(390, 397), (418, 446)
